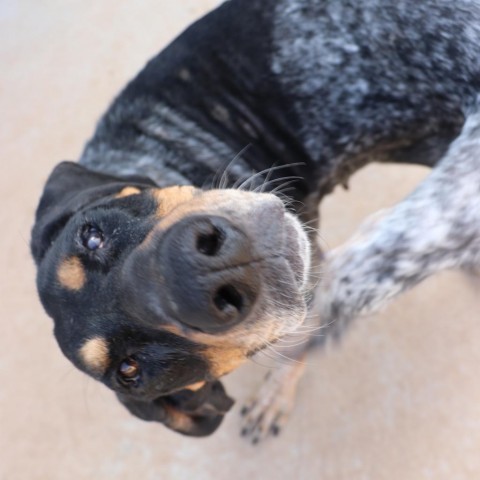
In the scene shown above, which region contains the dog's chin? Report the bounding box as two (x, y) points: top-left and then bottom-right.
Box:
(283, 211), (311, 294)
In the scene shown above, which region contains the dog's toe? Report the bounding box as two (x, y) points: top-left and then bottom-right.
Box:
(240, 361), (305, 444)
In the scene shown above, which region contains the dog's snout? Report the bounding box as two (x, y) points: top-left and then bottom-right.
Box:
(156, 215), (260, 332)
(119, 213), (263, 332)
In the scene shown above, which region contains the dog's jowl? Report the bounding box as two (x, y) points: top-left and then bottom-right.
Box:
(32, 0), (480, 439)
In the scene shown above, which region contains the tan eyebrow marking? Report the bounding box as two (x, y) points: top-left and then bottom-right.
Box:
(79, 337), (110, 375)
(115, 186), (142, 198)
(57, 256), (86, 291)
(153, 186), (197, 217)
(184, 381), (207, 391)
(203, 347), (247, 378)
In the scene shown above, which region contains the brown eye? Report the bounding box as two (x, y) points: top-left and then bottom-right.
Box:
(118, 357), (140, 384)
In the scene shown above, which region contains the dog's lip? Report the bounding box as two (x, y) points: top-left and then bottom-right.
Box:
(282, 212), (311, 292)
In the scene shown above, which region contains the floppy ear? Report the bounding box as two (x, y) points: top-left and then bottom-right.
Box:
(117, 380), (234, 436)
(31, 161), (155, 264)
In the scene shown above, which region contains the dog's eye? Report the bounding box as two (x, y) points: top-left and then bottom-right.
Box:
(82, 225), (104, 251)
(118, 357), (140, 384)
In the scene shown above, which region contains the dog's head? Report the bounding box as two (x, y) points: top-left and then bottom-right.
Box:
(31, 161), (311, 436)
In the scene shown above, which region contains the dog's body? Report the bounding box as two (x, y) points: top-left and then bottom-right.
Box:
(32, 0), (480, 441)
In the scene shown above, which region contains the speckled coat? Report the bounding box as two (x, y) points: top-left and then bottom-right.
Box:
(79, 0), (480, 332)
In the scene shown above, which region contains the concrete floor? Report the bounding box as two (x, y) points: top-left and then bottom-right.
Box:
(2, 1), (480, 479)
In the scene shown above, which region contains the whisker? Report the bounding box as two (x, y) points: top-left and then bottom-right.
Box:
(255, 348), (289, 365)
(274, 333), (312, 345)
(259, 161), (279, 193)
(248, 352), (280, 370)
(251, 333), (303, 364)
(235, 162), (305, 191)
(211, 144), (253, 189)
(276, 185), (303, 197)
(280, 324), (330, 335)
(302, 218), (321, 227)
(264, 344), (307, 365)
(254, 177), (304, 195)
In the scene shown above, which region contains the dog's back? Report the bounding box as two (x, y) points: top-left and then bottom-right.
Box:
(273, 0), (480, 182)
(81, 0), (480, 200)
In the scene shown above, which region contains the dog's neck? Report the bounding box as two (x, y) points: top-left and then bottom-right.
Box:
(79, 0), (314, 201)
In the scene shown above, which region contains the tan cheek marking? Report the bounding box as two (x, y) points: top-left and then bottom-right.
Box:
(204, 347), (247, 378)
(153, 186), (197, 217)
(161, 325), (247, 378)
(79, 337), (110, 375)
(184, 381), (206, 391)
(162, 324), (233, 347)
(116, 186), (141, 198)
(57, 256), (86, 291)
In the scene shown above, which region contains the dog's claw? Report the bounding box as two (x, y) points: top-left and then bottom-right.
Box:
(240, 361), (305, 443)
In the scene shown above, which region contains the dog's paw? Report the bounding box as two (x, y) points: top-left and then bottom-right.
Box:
(240, 361), (305, 444)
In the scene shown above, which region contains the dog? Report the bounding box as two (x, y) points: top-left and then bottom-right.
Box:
(31, 0), (480, 442)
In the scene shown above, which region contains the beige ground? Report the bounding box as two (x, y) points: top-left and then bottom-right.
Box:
(2, 1), (480, 479)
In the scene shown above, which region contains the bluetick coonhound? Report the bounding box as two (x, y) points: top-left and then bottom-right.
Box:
(31, 0), (480, 441)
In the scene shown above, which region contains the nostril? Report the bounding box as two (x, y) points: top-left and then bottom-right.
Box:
(196, 227), (224, 256)
(213, 285), (244, 316)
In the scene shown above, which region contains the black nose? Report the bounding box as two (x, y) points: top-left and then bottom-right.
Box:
(156, 215), (260, 332)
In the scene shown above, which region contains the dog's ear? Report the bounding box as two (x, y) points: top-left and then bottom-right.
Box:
(117, 380), (234, 436)
(31, 161), (155, 264)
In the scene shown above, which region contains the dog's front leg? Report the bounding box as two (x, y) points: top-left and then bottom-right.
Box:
(240, 337), (309, 444)
(315, 108), (480, 340)
(239, 218), (323, 443)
